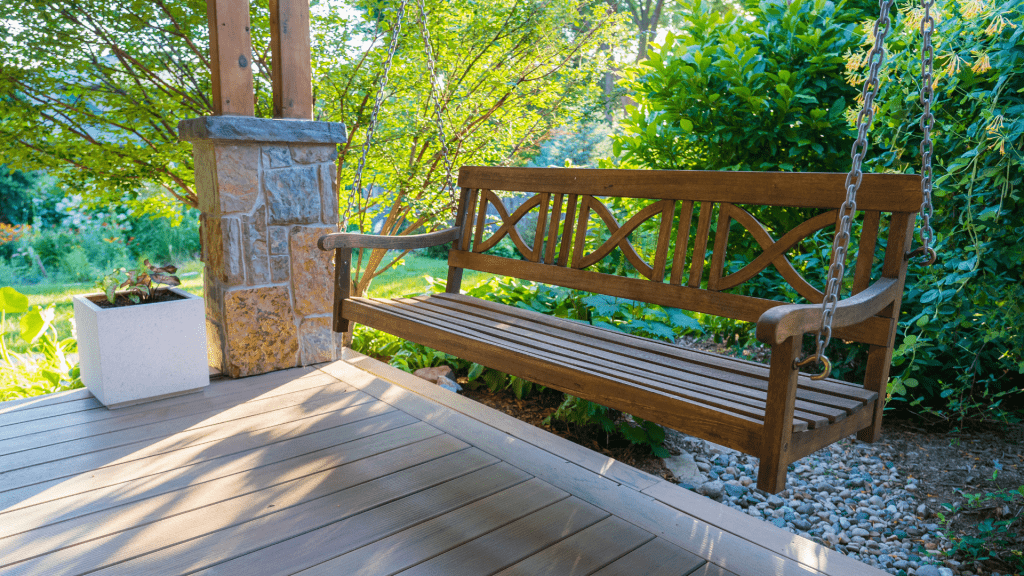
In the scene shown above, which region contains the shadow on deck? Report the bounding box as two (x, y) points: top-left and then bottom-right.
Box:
(0, 352), (883, 576)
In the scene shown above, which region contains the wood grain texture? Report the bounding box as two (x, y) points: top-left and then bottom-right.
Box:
(393, 296), (843, 428)
(343, 298), (766, 452)
(0, 423), (449, 565)
(589, 537), (706, 576)
(758, 337), (800, 493)
(0, 404), (410, 535)
(112, 458), (520, 576)
(0, 388), (380, 508)
(298, 478), (565, 576)
(2, 440), (487, 576)
(457, 166), (922, 212)
(318, 228), (459, 251)
(206, 0), (255, 116)
(755, 277), (899, 345)
(395, 497), (609, 576)
(495, 516), (654, 576)
(670, 200), (694, 285)
(0, 377), (356, 470)
(269, 0), (313, 119)
(416, 296), (860, 421)
(688, 202), (714, 287)
(710, 205), (835, 301)
(431, 293), (875, 404)
(852, 211), (881, 295)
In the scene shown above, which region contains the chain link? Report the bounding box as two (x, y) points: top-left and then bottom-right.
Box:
(799, 0), (895, 380)
(351, 0), (411, 199)
(413, 0), (457, 212)
(916, 0), (938, 265)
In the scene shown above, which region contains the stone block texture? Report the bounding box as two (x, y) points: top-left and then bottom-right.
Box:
(185, 119), (342, 378)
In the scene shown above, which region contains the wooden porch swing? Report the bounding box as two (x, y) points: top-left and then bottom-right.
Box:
(319, 0), (939, 493)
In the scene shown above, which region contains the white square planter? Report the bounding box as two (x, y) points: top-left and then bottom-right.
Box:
(73, 287), (209, 408)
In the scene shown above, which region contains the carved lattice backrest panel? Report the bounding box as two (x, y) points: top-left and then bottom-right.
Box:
(449, 167), (919, 328)
(460, 188), (886, 302)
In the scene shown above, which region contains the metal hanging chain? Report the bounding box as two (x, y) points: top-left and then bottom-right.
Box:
(911, 0), (938, 265)
(351, 0), (411, 198)
(413, 0), (457, 208)
(795, 0), (895, 380)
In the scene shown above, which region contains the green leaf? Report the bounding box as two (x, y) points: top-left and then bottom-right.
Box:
(41, 369), (62, 385)
(0, 287), (29, 314)
(19, 307), (54, 345)
(467, 363), (484, 381)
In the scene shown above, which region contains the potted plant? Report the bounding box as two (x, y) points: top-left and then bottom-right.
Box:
(73, 261), (208, 408)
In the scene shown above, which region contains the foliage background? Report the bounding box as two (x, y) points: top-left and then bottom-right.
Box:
(614, 0), (1023, 420)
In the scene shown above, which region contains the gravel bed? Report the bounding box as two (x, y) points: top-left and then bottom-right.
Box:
(664, 431), (1004, 576)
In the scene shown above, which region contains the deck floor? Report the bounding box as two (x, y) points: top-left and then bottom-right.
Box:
(0, 353), (883, 576)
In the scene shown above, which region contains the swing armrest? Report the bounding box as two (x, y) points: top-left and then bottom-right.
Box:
(318, 227), (461, 251)
(756, 277), (900, 346)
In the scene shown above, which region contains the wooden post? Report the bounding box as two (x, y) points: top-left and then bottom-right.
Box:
(207, 0), (255, 116)
(758, 336), (800, 493)
(270, 0), (314, 119)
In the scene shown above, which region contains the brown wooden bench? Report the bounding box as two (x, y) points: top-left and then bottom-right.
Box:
(319, 166), (920, 493)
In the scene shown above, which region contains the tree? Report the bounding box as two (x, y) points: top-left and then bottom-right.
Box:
(0, 166), (37, 225)
(1, 0), (625, 291)
(0, 0), (212, 218)
(612, 0), (868, 172)
(325, 0), (626, 296)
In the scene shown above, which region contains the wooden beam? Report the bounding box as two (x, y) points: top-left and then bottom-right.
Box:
(270, 0), (314, 119)
(206, 0), (255, 116)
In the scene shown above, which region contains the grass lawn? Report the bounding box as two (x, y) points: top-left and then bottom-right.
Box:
(366, 253), (493, 298)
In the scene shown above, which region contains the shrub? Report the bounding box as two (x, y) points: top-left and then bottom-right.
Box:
(614, 0), (1024, 420)
(863, 0), (1023, 420)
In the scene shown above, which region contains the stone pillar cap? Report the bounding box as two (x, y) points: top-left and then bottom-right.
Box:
(179, 116), (347, 145)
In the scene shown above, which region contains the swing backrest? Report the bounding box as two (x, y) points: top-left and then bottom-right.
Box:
(448, 166), (920, 348)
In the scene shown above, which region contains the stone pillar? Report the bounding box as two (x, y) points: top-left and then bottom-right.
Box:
(179, 116), (346, 378)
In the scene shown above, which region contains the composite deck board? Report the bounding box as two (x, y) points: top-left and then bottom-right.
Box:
(0, 397), (104, 429)
(204, 476), (560, 576)
(0, 371), (340, 451)
(0, 390), (384, 505)
(394, 497), (609, 576)
(0, 383), (366, 472)
(0, 370), (335, 442)
(97, 460), (524, 576)
(494, 516), (654, 576)
(0, 388), (96, 415)
(0, 415), (430, 545)
(0, 359), (884, 576)
(2, 441), (487, 576)
(589, 538), (707, 576)
(0, 408), (416, 537)
(330, 355), (883, 576)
